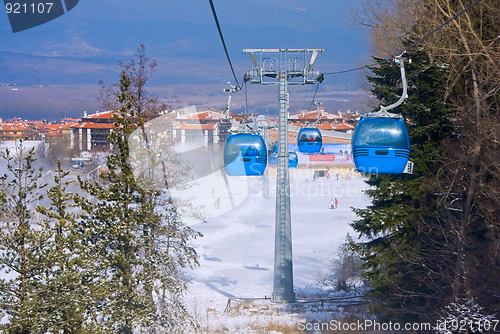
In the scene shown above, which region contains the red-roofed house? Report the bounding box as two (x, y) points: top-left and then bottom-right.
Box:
(317, 122), (355, 132)
(42, 121), (78, 153)
(0, 121), (32, 141)
(70, 111), (116, 152)
(289, 107), (343, 124)
(287, 107), (357, 138)
(173, 109), (230, 146)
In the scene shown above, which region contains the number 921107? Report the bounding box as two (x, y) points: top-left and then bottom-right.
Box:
(6, 2), (54, 14)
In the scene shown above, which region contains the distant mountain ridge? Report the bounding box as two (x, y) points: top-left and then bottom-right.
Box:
(0, 0), (371, 119)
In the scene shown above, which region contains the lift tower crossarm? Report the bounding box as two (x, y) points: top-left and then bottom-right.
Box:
(242, 48), (323, 304)
(243, 49), (324, 86)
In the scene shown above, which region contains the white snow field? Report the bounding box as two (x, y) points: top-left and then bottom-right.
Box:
(176, 166), (372, 333)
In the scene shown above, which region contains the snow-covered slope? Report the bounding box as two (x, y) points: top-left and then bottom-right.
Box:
(179, 167), (371, 332)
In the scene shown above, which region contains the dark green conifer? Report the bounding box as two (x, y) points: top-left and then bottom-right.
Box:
(35, 160), (94, 333)
(351, 49), (456, 322)
(0, 140), (48, 332)
(77, 49), (199, 332)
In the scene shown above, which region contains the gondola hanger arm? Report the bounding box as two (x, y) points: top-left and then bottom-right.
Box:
(369, 55), (409, 118)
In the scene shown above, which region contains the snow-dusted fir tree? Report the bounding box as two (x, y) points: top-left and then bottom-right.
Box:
(35, 161), (97, 333)
(0, 140), (49, 332)
(435, 298), (496, 334)
(351, 49), (456, 322)
(77, 46), (200, 333)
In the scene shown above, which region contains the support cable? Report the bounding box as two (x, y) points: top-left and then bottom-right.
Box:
(398, 0), (483, 56)
(245, 80), (248, 114)
(306, 81), (321, 113)
(324, 61), (389, 76)
(208, 0), (241, 89)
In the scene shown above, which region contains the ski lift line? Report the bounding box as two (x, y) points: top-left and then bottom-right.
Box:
(323, 0), (484, 77)
(208, 0), (241, 89)
(399, 0), (484, 56)
(306, 81), (321, 113)
(323, 60), (389, 76)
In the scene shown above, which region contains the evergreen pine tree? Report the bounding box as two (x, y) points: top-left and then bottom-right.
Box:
(0, 140), (49, 332)
(416, 0), (500, 314)
(344, 0), (499, 324)
(35, 161), (95, 333)
(351, 49), (456, 322)
(77, 61), (199, 332)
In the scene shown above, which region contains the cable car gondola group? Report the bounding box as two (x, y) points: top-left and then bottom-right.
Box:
(224, 133), (302, 175)
(224, 118), (411, 176)
(224, 56), (412, 176)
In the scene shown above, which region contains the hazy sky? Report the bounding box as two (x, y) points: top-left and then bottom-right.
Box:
(0, 1), (372, 119)
(1, 0), (370, 83)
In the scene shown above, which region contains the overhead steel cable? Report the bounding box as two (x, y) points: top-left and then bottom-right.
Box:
(208, 0), (241, 89)
(323, 0), (484, 76)
(398, 0), (483, 56)
(306, 81), (321, 113)
(323, 61), (389, 76)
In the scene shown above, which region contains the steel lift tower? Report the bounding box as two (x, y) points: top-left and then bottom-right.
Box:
(243, 49), (324, 303)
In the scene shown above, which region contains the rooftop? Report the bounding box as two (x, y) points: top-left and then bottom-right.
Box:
(289, 107), (342, 121)
(173, 123), (218, 131)
(177, 110), (227, 121)
(84, 111), (116, 120)
(71, 122), (116, 129)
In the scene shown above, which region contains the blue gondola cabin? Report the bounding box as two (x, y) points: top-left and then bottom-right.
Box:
(352, 117), (410, 174)
(288, 151), (298, 168)
(297, 128), (322, 153)
(224, 133), (267, 176)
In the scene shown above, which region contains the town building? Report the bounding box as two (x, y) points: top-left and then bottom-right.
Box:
(289, 107), (356, 133)
(0, 120), (32, 141)
(43, 120), (80, 151)
(172, 108), (230, 147)
(69, 111), (116, 152)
